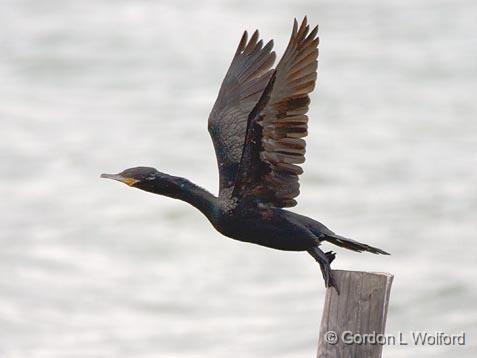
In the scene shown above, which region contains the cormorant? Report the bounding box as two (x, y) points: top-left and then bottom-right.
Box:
(101, 17), (389, 293)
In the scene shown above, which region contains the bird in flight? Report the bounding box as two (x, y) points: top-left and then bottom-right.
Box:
(101, 17), (389, 293)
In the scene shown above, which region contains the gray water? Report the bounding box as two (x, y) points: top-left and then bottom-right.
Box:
(1, 0), (476, 357)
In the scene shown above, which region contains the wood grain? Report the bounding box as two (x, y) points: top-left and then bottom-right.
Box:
(317, 270), (394, 358)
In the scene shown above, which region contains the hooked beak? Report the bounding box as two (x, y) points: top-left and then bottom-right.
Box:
(100, 173), (139, 186)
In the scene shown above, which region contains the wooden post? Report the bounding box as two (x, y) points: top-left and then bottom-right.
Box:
(317, 270), (393, 358)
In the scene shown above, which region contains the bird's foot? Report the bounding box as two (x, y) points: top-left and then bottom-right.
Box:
(325, 251), (336, 264)
(308, 247), (340, 295)
(322, 263), (339, 295)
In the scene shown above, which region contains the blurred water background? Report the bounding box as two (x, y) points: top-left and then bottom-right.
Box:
(1, 0), (476, 357)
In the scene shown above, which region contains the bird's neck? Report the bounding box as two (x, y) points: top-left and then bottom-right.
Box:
(177, 180), (219, 222)
(154, 176), (219, 224)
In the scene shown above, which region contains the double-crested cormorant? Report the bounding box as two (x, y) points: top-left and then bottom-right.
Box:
(101, 17), (389, 292)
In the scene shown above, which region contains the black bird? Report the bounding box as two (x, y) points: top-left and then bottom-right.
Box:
(101, 17), (389, 292)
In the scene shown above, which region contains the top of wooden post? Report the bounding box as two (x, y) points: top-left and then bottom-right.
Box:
(317, 270), (394, 358)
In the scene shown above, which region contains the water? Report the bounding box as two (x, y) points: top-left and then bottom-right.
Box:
(1, 0), (476, 356)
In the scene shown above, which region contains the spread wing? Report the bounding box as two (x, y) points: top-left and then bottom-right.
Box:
(232, 17), (319, 207)
(208, 30), (276, 194)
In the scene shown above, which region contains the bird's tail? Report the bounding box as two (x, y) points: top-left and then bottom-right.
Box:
(324, 233), (390, 255)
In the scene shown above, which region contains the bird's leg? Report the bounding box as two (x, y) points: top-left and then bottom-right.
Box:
(307, 247), (340, 295)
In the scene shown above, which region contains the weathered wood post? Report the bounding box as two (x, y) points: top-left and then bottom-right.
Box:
(317, 270), (393, 358)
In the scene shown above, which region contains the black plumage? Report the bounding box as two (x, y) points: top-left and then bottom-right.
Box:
(101, 17), (389, 292)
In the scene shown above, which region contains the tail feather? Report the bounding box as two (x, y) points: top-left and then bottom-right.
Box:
(324, 234), (390, 255)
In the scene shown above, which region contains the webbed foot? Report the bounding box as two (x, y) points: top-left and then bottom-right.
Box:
(308, 247), (340, 295)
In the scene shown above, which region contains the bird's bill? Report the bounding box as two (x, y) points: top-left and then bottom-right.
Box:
(100, 173), (139, 186)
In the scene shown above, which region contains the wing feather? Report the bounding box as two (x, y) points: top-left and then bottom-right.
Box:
(233, 17), (319, 207)
(208, 30), (276, 193)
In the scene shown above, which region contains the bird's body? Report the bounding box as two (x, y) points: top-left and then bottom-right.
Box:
(102, 17), (389, 292)
(215, 204), (318, 251)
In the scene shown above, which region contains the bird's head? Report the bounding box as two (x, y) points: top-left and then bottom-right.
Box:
(101, 166), (182, 196)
